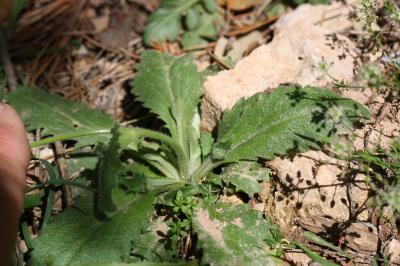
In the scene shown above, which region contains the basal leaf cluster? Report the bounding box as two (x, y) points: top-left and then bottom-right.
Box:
(15, 50), (370, 265)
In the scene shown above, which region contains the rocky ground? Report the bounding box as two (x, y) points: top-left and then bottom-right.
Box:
(201, 2), (399, 264)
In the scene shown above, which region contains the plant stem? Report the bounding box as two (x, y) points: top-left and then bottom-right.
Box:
(29, 127), (189, 179)
(191, 157), (220, 183)
(26, 179), (90, 193)
(20, 220), (34, 248)
(153, 180), (186, 195)
(125, 127), (189, 179)
(29, 129), (111, 148)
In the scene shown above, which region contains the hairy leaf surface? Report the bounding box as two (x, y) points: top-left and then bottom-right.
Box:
(132, 51), (203, 175)
(193, 203), (280, 266)
(200, 132), (213, 159)
(97, 126), (123, 212)
(214, 85), (370, 163)
(30, 191), (154, 266)
(66, 151), (98, 175)
(5, 86), (114, 145)
(131, 220), (178, 263)
(219, 161), (269, 197)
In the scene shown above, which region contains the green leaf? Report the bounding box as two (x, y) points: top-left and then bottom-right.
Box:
(214, 85), (370, 163)
(39, 159), (60, 231)
(131, 219), (178, 263)
(132, 51), (204, 176)
(142, 153), (181, 180)
(202, 0), (217, 13)
(200, 131), (213, 159)
(30, 191), (155, 266)
(24, 191), (45, 209)
(97, 126), (123, 212)
(181, 6), (222, 48)
(143, 0), (199, 46)
(120, 175), (147, 193)
(185, 8), (200, 30)
(5, 86), (114, 146)
(192, 203), (280, 266)
(219, 161), (270, 197)
(66, 150), (99, 175)
(296, 243), (339, 266)
(124, 160), (165, 180)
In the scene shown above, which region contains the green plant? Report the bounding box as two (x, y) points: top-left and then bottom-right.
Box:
(357, 0), (379, 34)
(165, 190), (197, 253)
(361, 63), (399, 91)
(384, 0), (400, 24)
(171, 190), (197, 217)
(354, 0), (400, 55)
(354, 138), (400, 216)
(143, 0), (222, 48)
(6, 50), (370, 265)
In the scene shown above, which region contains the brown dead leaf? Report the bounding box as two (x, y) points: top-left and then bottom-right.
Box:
(214, 37), (229, 58)
(217, 0), (225, 6)
(227, 31), (262, 61)
(227, 0), (262, 11)
(227, 16), (277, 36)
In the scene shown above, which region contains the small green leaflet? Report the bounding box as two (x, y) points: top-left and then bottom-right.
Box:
(219, 161), (270, 197)
(4, 86), (114, 146)
(193, 203), (280, 266)
(181, 4), (223, 48)
(143, 0), (199, 46)
(143, 0), (221, 47)
(214, 85), (370, 163)
(132, 51), (203, 176)
(202, 0), (217, 12)
(30, 191), (155, 266)
(185, 8), (200, 30)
